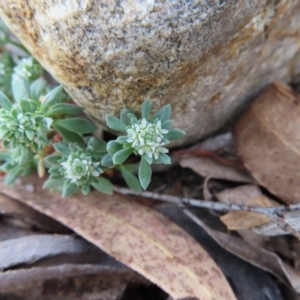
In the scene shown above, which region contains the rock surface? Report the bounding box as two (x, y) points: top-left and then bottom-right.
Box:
(1, 1), (300, 145)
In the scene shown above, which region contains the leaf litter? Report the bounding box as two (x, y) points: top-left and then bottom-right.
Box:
(2, 81), (300, 299)
(0, 175), (236, 300)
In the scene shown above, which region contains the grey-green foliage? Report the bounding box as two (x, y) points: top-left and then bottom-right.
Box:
(106, 100), (186, 189)
(44, 138), (113, 197)
(0, 76), (52, 154)
(0, 19), (9, 47)
(0, 73), (95, 187)
(0, 148), (36, 185)
(0, 51), (14, 98)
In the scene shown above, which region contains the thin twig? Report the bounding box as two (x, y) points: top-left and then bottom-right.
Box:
(113, 186), (300, 240)
(113, 187), (300, 216)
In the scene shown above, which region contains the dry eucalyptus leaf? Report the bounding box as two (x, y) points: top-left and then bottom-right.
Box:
(216, 185), (261, 204)
(220, 196), (274, 230)
(238, 230), (300, 261)
(0, 234), (93, 269)
(176, 132), (233, 154)
(183, 209), (300, 293)
(234, 81), (300, 204)
(0, 219), (35, 241)
(0, 264), (136, 300)
(179, 156), (254, 183)
(195, 132), (233, 152)
(0, 193), (69, 233)
(0, 176), (236, 300)
(253, 210), (300, 236)
(160, 205), (283, 300)
(216, 185), (280, 230)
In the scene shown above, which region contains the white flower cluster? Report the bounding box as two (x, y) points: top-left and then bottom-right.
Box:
(14, 57), (36, 80)
(61, 153), (102, 185)
(126, 118), (169, 159)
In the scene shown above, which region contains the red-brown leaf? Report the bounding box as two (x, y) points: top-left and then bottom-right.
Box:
(234, 82), (300, 204)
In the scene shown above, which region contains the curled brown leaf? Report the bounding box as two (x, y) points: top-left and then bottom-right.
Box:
(234, 82), (300, 204)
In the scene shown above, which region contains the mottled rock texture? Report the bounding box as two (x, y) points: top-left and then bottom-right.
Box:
(1, 1), (300, 145)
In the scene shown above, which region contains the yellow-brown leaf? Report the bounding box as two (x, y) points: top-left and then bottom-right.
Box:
(0, 176), (236, 300)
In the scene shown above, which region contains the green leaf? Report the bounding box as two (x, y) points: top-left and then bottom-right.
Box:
(0, 151), (10, 160)
(44, 154), (61, 166)
(121, 163), (138, 173)
(41, 85), (63, 109)
(19, 148), (34, 165)
(120, 108), (135, 125)
(22, 163), (36, 176)
(30, 78), (47, 102)
(62, 182), (78, 198)
(48, 167), (61, 176)
(138, 155), (152, 190)
(141, 99), (151, 120)
(155, 153), (171, 164)
(43, 117), (53, 129)
(53, 143), (70, 156)
(112, 148), (133, 165)
(163, 128), (186, 140)
(47, 103), (84, 117)
(0, 161), (10, 172)
(116, 136), (128, 144)
(106, 115), (127, 132)
(54, 118), (97, 134)
(162, 120), (174, 129)
(87, 137), (107, 153)
(43, 178), (63, 189)
(101, 153), (114, 168)
(120, 165), (142, 192)
(54, 124), (85, 148)
(12, 74), (31, 101)
(151, 104), (171, 122)
(0, 92), (12, 110)
(5, 167), (23, 185)
(25, 130), (34, 140)
(128, 113), (138, 124)
(107, 140), (123, 154)
(10, 106), (17, 118)
(144, 155), (153, 164)
(81, 184), (91, 195)
(18, 99), (37, 113)
(92, 177), (113, 195)
(0, 19), (9, 45)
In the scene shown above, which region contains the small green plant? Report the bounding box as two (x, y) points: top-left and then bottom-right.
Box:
(0, 148), (36, 185)
(0, 73), (96, 187)
(0, 78), (52, 151)
(0, 19), (186, 197)
(44, 138), (112, 197)
(106, 100), (185, 189)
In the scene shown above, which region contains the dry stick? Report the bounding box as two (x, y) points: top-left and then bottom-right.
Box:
(269, 214), (300, 240)
(114, 187), (300, 240)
